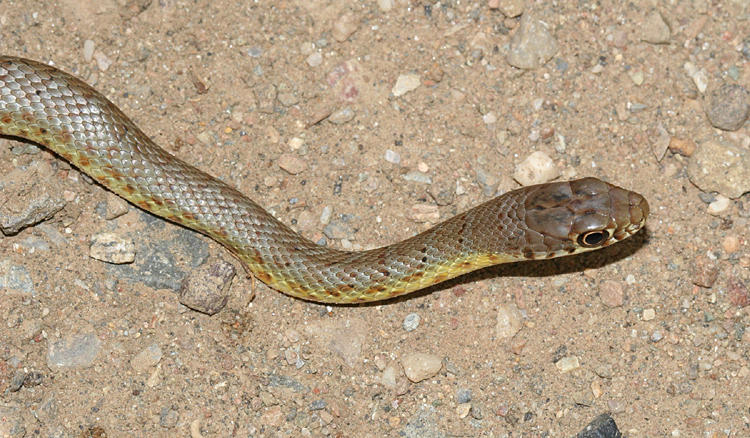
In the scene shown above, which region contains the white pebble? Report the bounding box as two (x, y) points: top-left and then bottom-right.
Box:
(384, 149), (401, 164)
(495, 303), (523, 338)
(403, 313), (421, 332)
(93, 51), (112, 72)
(288, 137), (304, 150)
(377, 0), (394, 11)
(306, 52), (322, 67)
(513, 151), (560, 186)
(401, 352), (442, 382)
(89, 233), (135, 264)
(707, 195), (730, 215)
(320, 206), (332, 225)
(483, 112), (497, 124)
(82, 40), (95, 62)
(642, 308), (656, 321)
(684, 62), (708, 93)
(392, 74), (421, 97)
(555, 356), (580, 373)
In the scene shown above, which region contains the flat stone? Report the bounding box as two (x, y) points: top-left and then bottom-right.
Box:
(277, 153), (307, 174)
(0, 162), (66, 235)
(687, 139), (750, 199)
(599, 280), (624, 307)
(641, 10), (671, 44)
(401, 352), (442, 382)
(47, 332), (102, 369)
(392, 74), (421, 97)
(89, 232), (136, 264)
(131, 343), (163, 372)
(507, 13), (557, 69)
(495, 303), (523, 338)
(555, 356), (580, 373)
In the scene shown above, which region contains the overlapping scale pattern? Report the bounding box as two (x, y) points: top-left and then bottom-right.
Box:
(0, 56), (648, 303)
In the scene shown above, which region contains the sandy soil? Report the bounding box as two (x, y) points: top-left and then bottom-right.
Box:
(1, 0), (749, 436)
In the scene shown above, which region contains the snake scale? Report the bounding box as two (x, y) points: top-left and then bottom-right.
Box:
(0, 56), (648, 303)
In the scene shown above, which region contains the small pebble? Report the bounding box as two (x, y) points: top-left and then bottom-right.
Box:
(684, 62), (708, 93)
(403, 313), (421, 332)
(47, 332), (102, 369)
(643, 308), (656, 321)
(89, 233), (136, 264)
(507, 13), (557, 69)
(410, 204), (440, 223)
(277, 153), (307, 174)
(377, 0), (394, 12)
(489, 0), (524, 17)
(288, 137), (304, 150)
(328, 107), (355, 124)
(381, 365), (398, 388)
(641, 10), (671, 44)
(82, 40), (95, 62)
(456, 403), (472, 419)
(401, 352), (442, 382)
(384, 149), (401, 164)
(93, 51), (112, 71)
(728, 277), (750, 308)
(320, 206), (332, 224)
(599, 280), (624, 307)
(721, 235), (740, 253)
(651, 330), (663, 342)
(576, 414), (622, 438)
(131, 343), (163, 372)
(705, 84), (749, 131)
(456, 388), (472, 403)
(323, 220), (352, 240)
(402, 171), (432, 184)
(105, 192), (129, 220)
(707, 195), (731, 215)
(668, 137), (696, 157)
(331, 12), (359, 42)
(306, 52), (323, 67)
(392, 74), (421, 97)
(555, 356), (580, 373)
(691, 255), (719, 288)
(179, 260), (235, 315)
(495, 303), (523, 338)
(513, 151), (560, 186)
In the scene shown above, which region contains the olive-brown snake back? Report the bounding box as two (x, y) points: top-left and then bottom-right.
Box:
(0, 56), (648, 303)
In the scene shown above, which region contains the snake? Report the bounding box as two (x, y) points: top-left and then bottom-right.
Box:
(0, 56), (648, 303)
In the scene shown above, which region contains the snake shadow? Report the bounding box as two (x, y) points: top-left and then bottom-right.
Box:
(346, 227), (651, 307)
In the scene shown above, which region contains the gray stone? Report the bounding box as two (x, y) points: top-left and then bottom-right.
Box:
(47, 332), (102, 369)
(507, 14), (558, 69)
(179, 259), (236, 315)
(705, 84), (749, 131)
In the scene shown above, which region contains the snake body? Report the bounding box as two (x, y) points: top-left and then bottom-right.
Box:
(0, 56), (648, 303)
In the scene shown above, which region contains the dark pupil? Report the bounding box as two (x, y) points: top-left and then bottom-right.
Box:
(582, 231), (606, 246)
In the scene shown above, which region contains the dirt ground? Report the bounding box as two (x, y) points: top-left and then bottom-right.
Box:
(1, 0), (749, 437)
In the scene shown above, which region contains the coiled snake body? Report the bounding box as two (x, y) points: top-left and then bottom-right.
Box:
(0, 56), (648, 303)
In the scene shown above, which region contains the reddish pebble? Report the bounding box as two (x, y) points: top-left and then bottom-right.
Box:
(599, 280), (625, 307)
(691, 255), (719, 288)
(728, 276), (750, 308)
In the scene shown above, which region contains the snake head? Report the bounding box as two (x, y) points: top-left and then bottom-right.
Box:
(520, 177), (648, 259)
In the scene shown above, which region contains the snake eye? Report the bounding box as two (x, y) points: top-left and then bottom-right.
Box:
(578, 230), (609, 248)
